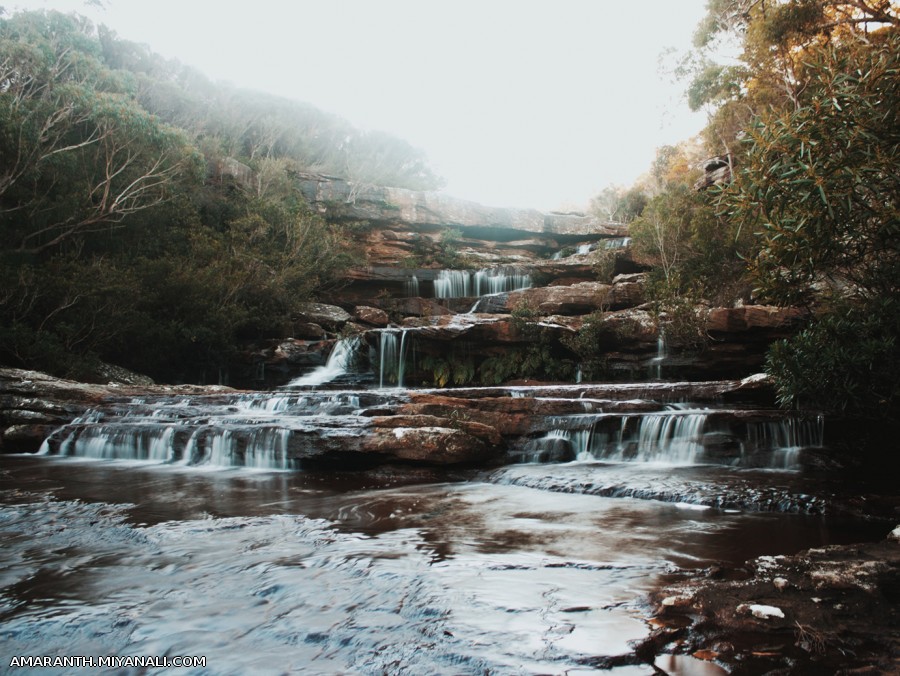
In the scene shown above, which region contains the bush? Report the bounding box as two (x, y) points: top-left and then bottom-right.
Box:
(765, 298), (900, 420)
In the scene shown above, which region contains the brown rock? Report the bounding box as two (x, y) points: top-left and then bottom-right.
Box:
(507, 282), (612, 315)
(371, 414), (502, 446)
(706, 306), (804, 334)
(354, 306), (390, 327)
(361, 426), (491, 464)
(294, 302), (351, 330)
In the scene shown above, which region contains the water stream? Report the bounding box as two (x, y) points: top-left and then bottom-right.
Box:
(0, 455), (884, 675)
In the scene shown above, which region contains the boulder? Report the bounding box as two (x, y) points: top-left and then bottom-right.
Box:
(361, 426), (492, 465)
(354, 306), (390, 327)
(706, 306), (804, 334)
(294, 302), (351, 330)
(507, 282), (612, 315)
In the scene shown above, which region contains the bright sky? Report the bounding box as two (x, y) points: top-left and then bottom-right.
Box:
(8, 0), (710, 211)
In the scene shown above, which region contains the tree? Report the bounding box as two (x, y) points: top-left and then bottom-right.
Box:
(0, 11), (203, 254)
(727, 30), (900, 417)
(728, 30), (900, 307)
(682, 1), (900, 157)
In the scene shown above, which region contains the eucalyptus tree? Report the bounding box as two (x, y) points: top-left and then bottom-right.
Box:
(0, 10), (202, 255)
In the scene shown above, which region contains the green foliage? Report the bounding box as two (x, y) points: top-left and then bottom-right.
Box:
(728, 32), (900, 307)
(630, 181), (751, 304)
(0, 9), (386, 383)
(420, 353), (476, 388)
(766, 298), (900, 419)
(478, 345), (575, 385)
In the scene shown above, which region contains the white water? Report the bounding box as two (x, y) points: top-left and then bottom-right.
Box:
(406, 274), (420, 297)
(527, 410), (824, 468)
(378, 328), (412, 388)
(287, 336), (360, 387)
(434, 268), (531, 298)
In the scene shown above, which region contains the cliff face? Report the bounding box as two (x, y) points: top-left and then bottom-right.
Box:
(223, 177), (806, 390)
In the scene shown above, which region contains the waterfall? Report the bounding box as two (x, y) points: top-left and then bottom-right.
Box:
(287, 337), (360, 388)
(244, 427), (291, 470)
(473, 268), (532, 295)
(577, 244), (592, 255)
(434, 270), (471, 298)
(650, 331), (667, 380)
(603, 237), (632, 249)
(405, 275), (420, 297)
(434, 268), (532, 298)
(522, 409), (822, 468)
(378, 329), (412, 388)
(56, 425), (178, 462)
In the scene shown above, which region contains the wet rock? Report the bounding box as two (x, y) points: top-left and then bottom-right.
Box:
(370, 414), (502, 446)
(705, 305), (804, 335)
(361, 426), (492, 465)
(354, 306), (390, 327)
(507, 282), (612, 315)
(648, 528), (900, 673)
(294, 302), (352, 330)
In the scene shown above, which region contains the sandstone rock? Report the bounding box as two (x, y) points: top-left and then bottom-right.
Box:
(272, 339), (329, 366)
(354, 306), (390, 327)
(361, 426), (491, 465)
(706, 306), (804, 334)
(294, 302), (351, 330)
(292, 323), (327, 340)
(507, 282), (612, 315)
(371, 414), (502, 446)
(297, 174), (628, 238)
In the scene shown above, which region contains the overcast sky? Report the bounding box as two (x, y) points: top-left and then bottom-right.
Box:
(8, 0), (710, 210)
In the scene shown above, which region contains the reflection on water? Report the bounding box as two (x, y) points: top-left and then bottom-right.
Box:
(0, 456), (884, 674)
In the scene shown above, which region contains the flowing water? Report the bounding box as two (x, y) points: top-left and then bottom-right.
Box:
(1, 378), (890, 674)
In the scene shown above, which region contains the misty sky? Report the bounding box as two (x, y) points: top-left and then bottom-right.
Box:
(8, 0), (711, 210)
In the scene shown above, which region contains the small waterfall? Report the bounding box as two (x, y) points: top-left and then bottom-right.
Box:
(434, 268), (531, 298)
(649, 331), (667, 379)
(434, 270), (471, 298)
(745, 415), (824, 469)
(523, 409), (822, 468)
(577, 244), (592, 255)
(603, 237), (632, 249)
(244, 427), (292, 470)
(56, 425), (178, 462)
(405, 275), (420, 297)
(204, 428), (233, 466)
(287, 337), (361, 388)
(473, 268), (532, 295)
(377, 329), (412, 388)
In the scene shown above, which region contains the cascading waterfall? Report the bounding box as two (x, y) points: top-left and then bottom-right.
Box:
(405, 275), (420, 297)
(473, 268), (532, 295)
(377, 328), (412, 388)
(525, 409), (823, 468)
(434, 268), (531, 298)
(434, 270), (471, 298)
(577, 244), (592, 255)
(287, 336), (361, 388)
(649, 331), (667, 379)
(603, 237), (632, 249)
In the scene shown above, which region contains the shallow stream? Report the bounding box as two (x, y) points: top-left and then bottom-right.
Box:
(0, 454), (886, 675)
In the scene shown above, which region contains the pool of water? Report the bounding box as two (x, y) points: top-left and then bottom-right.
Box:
(0, 455), (886, 675)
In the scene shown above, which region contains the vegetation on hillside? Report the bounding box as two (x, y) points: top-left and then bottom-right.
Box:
(0, 10), (442, 383)
(599, 0), (900, 419)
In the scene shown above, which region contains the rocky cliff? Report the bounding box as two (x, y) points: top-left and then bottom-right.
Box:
(221, 176), (807, 390)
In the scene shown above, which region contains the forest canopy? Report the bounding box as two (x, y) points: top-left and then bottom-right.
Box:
(0, 9), (442, 383)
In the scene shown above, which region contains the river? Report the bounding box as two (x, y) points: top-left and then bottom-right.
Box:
(0, 448), (886, 675)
